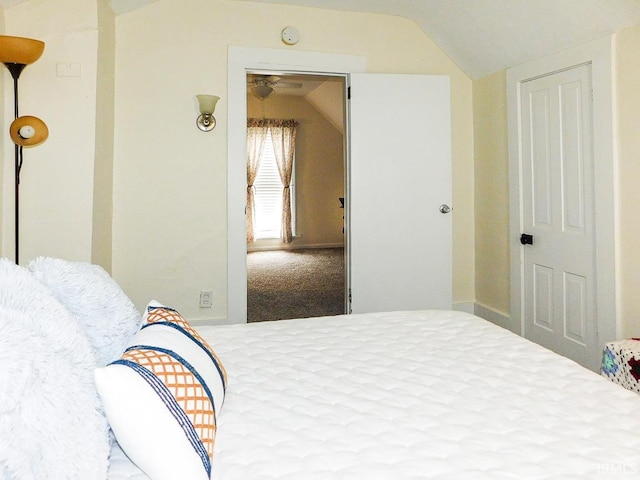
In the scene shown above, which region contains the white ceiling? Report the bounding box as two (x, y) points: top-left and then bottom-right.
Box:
(235, 0), (640, 78)
(0, 0), (158, 14)
(247, 73), (338, 97)
(2, 0), (640, 78)
(0, 0), (25, 7)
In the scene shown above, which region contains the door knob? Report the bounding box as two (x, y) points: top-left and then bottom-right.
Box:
(439, 204), (451, 214)
(520, 233), (533, 245)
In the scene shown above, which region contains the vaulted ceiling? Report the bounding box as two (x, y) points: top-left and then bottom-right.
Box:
(2, 0), (639, 78)
(234, 0), (640, 78)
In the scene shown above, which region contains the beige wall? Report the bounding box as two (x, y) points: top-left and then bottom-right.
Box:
(4, 0), (639, 330)
(615, 24), (640, 337)
(247, 93), (345, 250)
(473, 26), (640, 338)
(91, 0), (116, 271)
(112, 0), (475, 320)
(473, 71), (510, 318)
(2, 0), (474, 322)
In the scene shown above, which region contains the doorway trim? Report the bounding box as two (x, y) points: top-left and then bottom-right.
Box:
(507, 35), (617, 346)
(227, 46), (366, 324)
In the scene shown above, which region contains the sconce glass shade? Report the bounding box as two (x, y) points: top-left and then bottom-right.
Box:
(197, 95), (220, 114)
(0, 35), (45, 66)
(196, 95), (220, 132)
(10, 116), (49, 147)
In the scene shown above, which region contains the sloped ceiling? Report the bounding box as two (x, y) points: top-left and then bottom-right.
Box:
(234, 0), (640, 78)
(2, 0), (640, 78)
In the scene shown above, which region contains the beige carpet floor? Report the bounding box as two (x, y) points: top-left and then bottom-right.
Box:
(247, 248), (345, 323)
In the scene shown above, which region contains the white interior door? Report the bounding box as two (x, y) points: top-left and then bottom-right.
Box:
(349, 74), (452, 314)
(519, 64), (599, 369)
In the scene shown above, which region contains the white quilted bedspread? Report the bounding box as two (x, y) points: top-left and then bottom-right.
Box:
(109, 310), (640, 479)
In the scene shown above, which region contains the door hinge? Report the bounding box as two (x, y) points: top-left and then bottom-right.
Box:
(347, 86), (351, 100)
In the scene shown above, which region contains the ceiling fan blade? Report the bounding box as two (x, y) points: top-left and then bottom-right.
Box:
(275, 82), (303, 88)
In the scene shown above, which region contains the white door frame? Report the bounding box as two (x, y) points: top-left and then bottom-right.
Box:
(507, 36), (618, 347)
(227, 46), (366, 324)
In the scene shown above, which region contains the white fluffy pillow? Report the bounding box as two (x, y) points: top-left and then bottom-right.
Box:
(28, 257), (142, 366)
(0, 259), (110, 479)
(95, 302), (227, 480)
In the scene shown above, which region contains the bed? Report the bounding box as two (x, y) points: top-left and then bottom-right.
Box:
(106, 309), (640, 480)
(2, 258), (639, 479)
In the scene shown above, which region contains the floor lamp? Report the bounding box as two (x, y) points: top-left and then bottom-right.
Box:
(0, 35), (48, 265)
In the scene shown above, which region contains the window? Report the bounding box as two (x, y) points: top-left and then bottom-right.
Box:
(253, 131), (296, 239)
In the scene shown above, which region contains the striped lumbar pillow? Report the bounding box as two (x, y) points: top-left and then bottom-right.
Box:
(95, 302), (226, 480)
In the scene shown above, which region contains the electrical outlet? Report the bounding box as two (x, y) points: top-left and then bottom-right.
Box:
(199, 290), (213, 308)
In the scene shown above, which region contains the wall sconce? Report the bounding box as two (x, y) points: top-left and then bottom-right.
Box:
(196, 94), (219, 132)
(0, 35), (48, 265)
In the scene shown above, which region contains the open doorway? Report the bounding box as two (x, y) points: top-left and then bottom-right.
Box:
(245, 72), (347, 322)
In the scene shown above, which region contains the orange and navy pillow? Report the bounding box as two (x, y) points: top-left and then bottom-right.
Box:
(144, 303), (227, 396)
(94, 302), (226, 480)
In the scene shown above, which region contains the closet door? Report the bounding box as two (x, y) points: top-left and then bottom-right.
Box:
(349, 74), (452, 313)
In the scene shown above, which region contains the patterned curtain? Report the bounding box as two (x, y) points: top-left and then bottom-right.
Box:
(246, 119), (269, 243)
(270, 119), (298, 243)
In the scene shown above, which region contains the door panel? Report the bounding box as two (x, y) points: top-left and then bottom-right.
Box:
(563, 272), (587, 345)
(531, 89), (553, 228)
(520, 64), (598, 369)
(349, 74), (452, 314)
(533, 264), (554, 330)
(561, 81), (586, 232)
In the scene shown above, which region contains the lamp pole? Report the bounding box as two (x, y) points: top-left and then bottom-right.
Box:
(0, 36), (46, 265)
(5, 62), (26, 265)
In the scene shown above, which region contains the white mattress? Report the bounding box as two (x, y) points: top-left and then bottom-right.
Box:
(108, 310), (640, 479)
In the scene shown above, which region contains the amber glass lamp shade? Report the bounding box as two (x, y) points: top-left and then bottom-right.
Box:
(10, 116), (49, 147)
(0, 35), (45, 66)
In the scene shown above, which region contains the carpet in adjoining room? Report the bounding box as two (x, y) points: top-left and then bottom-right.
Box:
(247, 248), (345, 323)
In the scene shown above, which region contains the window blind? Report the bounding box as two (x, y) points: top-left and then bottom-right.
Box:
(253, 132), (295, 239)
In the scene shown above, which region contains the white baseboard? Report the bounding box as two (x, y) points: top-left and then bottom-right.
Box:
(452, 302), (475, 314)
(193, 302), (516, 332)
(247, 243), (344, 252)
(187, 317), (229, 327)
(474, 302), (519, 335)
(189, 316), (231, 327)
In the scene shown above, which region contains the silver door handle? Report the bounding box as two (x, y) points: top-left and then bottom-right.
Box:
(439, 204), (451, 214)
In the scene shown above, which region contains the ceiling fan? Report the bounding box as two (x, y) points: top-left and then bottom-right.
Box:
(248, 75), (302, 99)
